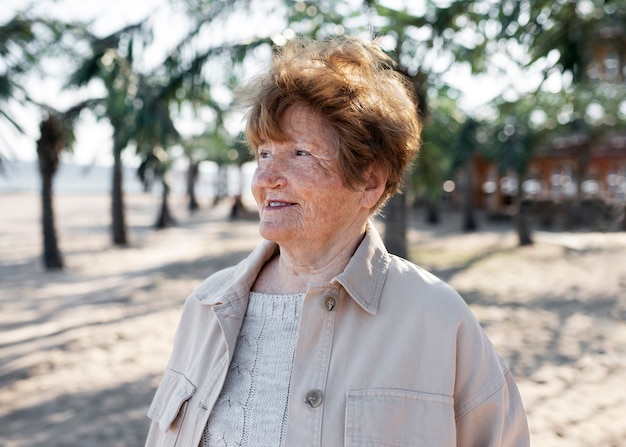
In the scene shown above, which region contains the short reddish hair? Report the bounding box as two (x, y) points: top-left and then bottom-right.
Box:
(238, 35), (422, 212)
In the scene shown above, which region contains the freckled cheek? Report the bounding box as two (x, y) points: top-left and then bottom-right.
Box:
(251, 165), (263, 185)
(250, 184), (264, 210)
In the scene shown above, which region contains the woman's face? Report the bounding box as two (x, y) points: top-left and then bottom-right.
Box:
(251, 105), (371, 250)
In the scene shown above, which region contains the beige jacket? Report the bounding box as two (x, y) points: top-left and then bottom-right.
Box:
(145, 224), (529, 446)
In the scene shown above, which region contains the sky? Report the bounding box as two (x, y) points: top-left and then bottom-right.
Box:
(1, 0), (542, 167)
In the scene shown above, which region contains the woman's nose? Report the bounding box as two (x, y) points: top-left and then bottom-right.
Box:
(253, 160), (287, 189)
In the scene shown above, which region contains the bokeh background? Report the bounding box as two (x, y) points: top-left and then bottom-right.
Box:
(1, 1), (625, 446)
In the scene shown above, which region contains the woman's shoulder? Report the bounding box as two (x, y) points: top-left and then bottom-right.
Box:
(383, 254), (475, 319)
(385, 254), (455, 293)
(191, 265), (239, 300)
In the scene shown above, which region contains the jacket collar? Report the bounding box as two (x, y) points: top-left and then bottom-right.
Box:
(332, 221), (390, 315)
(195, 221), (390, 315)
(193, 239), (278, 307)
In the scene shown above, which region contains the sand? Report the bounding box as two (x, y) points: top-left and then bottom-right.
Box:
(1, 192), (625, 446)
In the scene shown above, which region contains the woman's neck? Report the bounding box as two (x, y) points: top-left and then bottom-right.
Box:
(253, 225), (367, 294)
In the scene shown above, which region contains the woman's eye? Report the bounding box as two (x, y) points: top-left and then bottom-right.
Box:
(295, 150), (310, 156)
(258, 151), (270, 159)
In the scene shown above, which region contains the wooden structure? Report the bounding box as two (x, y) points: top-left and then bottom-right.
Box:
(464, 137), (626, 232)
(473, 139), (626, 212)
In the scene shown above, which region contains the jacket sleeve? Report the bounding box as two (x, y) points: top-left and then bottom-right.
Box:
(455, 365), (530, 446)
(453, 312), (530, 447)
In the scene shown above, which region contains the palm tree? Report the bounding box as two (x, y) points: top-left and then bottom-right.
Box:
(129, 0), (274, 218)
(132, 73), (182, 228)
(227, 134), (254, 219)
(185, 150), (201, 212)
(137, 148), (177, 228)
(36, 112), (65, 269)
(0, 14), (98, 267)
(180, 135), (212, 212)
(66, 22), (149, 245)
(36, 102), (92, 269)
(179, 127), (231, 211)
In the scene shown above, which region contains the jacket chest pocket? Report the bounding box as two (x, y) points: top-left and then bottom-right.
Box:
(147, 369), (197, 445)
(345, 388), (455, 447)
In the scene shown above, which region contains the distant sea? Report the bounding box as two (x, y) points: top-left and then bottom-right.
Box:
(0, 160), (253, 198)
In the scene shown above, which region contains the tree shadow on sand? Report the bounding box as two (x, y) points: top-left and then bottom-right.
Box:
(0, 247), (253, 384)
(0, 375), (158, 446)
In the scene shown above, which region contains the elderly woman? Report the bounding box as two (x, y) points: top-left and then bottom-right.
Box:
(145, 36), (529, 446)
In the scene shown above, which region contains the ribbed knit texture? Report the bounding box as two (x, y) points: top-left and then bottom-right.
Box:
(202, 292), (305, 447)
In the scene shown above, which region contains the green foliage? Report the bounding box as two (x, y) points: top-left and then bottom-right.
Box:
(0, 15), (37, 71)
(480, 110), (536, 176)
(0, 13), (97, 165)
(0, 15), (42, 136)
(499, 0), (626, 83)
(413, 91), (463, 199)
(180, 129), (252, 167)
(66, 22), (163, 160)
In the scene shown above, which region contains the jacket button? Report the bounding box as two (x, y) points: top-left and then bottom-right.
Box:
(305, 390), (323, 408)
(323, 295), (337, 312)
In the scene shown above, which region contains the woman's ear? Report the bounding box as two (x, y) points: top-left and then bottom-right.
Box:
(360, 165), (387, 209)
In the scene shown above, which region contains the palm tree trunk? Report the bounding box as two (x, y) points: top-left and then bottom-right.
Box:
(515, 176), (533, 246)
(230, 163), (247, 220)
(460, 160), (478, 232)
(383, 191), (408, 259)
(515, 203), (533, 245)
(155, 179), (176, 228)
(425, 197), (440, 224)
(111, 147), (128, 246)
(213, 163), (228, 206)
(37, 115), (64, 270)
(40, 172), (63, 269)
(186, 158), (200, 212)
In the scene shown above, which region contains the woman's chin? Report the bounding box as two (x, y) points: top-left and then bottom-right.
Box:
(258, 221), (292, 243)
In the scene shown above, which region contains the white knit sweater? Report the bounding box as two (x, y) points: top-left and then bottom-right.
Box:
(202, 292), (305, 447)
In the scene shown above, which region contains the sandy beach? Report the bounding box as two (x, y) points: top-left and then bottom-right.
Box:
(1, 192), (625, 446)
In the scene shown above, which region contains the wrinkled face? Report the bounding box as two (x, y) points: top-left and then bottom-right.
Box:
(251, 105), (369, 249)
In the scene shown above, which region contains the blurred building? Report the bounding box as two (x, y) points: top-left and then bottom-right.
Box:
(470, 24), (626, 229)
(474, 138), (626, 206)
